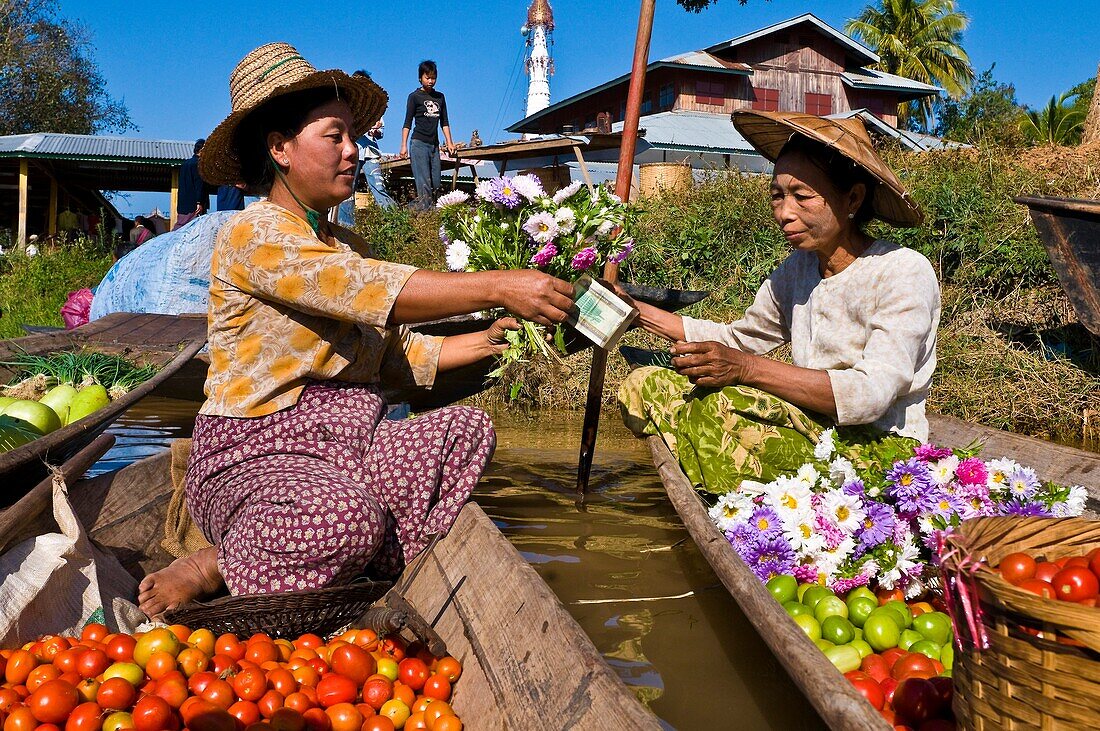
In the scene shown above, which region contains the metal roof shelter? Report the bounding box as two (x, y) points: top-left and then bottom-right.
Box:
(0, 133), (193, 250)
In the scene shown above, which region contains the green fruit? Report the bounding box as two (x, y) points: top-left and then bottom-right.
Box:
(909, 640), (942, 660)
(0, 415), (43, 452)
(821, 615), (856, 645)
(793, 614), (822, 642)
(802, 586), (833, 611)
(863, 613), (901, 652)
(849, 639), (873, 659)
(784, 601), (811, 618)
(797, 582), (819, 602)
(767, 574), (798, 605)
(814, 596), (849, 623)
(940, 642), (954, 670)
(912, 612), (953, 646)
(813, 638), (835, 652)
(0, 396), (15, 410)
(899, 628), (924, 651)
(2, 399), (61, 434)
(870, 606), (908, 632)
(67, 384), (109, 424)
(847, 596), (878, 628)
(884, 600), (913, 629)
(39, 384), (78, 424)
(824, 644), (862, 674)
(852, 627), (863, 640)
(846, 586), (878, 604)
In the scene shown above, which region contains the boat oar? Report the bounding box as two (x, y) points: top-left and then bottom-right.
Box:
(576, 0), (655, 493)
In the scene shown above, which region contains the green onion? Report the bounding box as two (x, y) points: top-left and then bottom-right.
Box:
(1, 349), (159, 395)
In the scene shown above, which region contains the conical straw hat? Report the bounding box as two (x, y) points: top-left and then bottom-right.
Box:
(732, 110), (923, 227)
(200, 42), (387, 186)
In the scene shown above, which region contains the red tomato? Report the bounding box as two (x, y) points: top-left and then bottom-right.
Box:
(397, 659), (429, 692)
(27, 679), (79, 724)
(848, 675), (885, 710)
(422, 674), (451, 701)
(892, 653), (937, 682)
(233, 667), (269, 703)
(860, 654), (891, 683)
(5, 650), (38, 685)
(361, 677), (393, 711)
(132, 695), (173, 731)
(1064, 556), (1090, 569)
(258, 690), (285, 719)
(378, 639), (406, 663)
(81, 624), (109, 644)
(1052, 566), (1099, 602)
(52, 648), (85, 676)
(64, 701), (103, 731)
(1018, 578), (1057, 599)
(189, 670), (219, 696)
(1034, 561), (1060, 582)
(270, 707), (307, 731)
(0, 688), (21, 713)
(202, 679), (237, 710)
(329, 645), (375, 686)
(362, 715), (396, 731)
(324, 703), (362, 731)
(76, 649), (109, 680)
(104, 635), (136, 663)
(267, 668), (299, 697)
(4, 707), (39, 731)
(998, 552), (1037, 585)
(928, 675), (954, 710)
(96, 677), (137, 711)
(284, 692), (316, 714)
(155, 677), (189, 709)
(230, 700), (262, 728)
(245, 643), (279, 666)
(209, 653), (239, 676)
(301, 707), (333, 731)
(315, 675), (357, 709)
(881, 647), (907, 669)
(433, 658), (461, 684)
(891, 678), (942, 726)
(876, 587), (905, 606)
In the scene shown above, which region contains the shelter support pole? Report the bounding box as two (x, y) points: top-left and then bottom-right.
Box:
(16, 159), (28, 252)
(48, 177), (58, 236)
(170, 169), (179, 230)
(572, 145), (596, 193)
(576, 0), (655, 493)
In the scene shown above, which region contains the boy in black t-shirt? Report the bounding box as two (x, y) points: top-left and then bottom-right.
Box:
(400, 59), (456, 209)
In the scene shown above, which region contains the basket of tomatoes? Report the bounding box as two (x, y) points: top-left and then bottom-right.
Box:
(939, 516), (1100, 729)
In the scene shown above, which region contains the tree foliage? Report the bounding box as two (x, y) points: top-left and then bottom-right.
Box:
(1020, 91), (1086, 146)
(935, 66), (1026, 147)
(845, 0), (974, 130)
(0, 0), (132, 135)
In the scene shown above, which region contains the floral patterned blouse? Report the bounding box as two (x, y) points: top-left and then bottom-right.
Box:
(200, 200), (443, 418)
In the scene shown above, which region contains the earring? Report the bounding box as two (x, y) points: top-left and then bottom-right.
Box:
(847, 213), (855, 220)
(281, 157), (290, 165)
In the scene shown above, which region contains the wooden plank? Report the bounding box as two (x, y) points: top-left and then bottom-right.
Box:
(400, 503), (661, 730)
(647, 435), (889, 731)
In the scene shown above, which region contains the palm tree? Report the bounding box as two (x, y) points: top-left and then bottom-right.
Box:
(846, 0), (975, 130)
(1020, 92), (1086, 146)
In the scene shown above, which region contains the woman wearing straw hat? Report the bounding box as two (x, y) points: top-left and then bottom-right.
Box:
(137, 43), (576, 616)
(617, 110), (940, 494)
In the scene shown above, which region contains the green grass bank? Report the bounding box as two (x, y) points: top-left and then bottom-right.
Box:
(0, 241), (113, 339)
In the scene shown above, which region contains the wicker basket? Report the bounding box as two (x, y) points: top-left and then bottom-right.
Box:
(638, 162), (692, 199)
(164, 580), (391, 640)
(940, 517), (1100, 730)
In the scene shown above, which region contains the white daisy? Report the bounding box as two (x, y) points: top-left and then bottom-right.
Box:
(930, 455), (960, 486)
(708, 492), (755, 533)
(814, 428), (836, 461)
(796, 464), (821, 489)
(435, 190), (469, 208)
(764, 477), (813, 518)
(829, 456), (857, 486)
(784, 518), (826, 555)
(553, 207), (576, 234)
(475, 179), (496, 202)
(444, 240), (471, 271)
(986, 457), (1019, 492)
(510, 173), (546, 201)
(822, 492), (865, 534)
(552, 181), (583, 204)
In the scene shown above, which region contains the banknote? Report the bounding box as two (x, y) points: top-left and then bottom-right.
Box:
(567, 274), (638, 349)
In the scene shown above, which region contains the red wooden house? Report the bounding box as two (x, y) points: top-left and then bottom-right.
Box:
(508, 13), (939, 146)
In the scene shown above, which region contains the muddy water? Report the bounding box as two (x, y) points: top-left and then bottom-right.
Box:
(96, 398), (824, 730)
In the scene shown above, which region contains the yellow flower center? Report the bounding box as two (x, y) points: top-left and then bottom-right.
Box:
(900, 474), (913, 486)
(757, 517), (771, 531)
(782, 495), (797, 509)
(800, 524), (812, 539)
(722, 505), (738, 518)
(836, 506), (850, 522)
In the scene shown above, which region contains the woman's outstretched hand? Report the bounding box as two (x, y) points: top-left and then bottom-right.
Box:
(497, 270), (575, 327)
(670, 340), (753, 388)
(485, 317), (520, 353)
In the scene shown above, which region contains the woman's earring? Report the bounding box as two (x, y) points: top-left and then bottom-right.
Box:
(281, 158), (290, 165)
(847, 213), (855, 220)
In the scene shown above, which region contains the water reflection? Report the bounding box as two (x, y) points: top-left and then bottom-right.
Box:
(95, 401), (825, 729)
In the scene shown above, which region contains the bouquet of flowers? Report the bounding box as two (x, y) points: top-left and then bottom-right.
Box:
(436, 175), (635, 369)
(709, 430), (1087, 597)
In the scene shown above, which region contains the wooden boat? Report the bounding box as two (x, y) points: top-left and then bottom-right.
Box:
(0, 313), (207, 500)
(0, 438), (661, 730)
(646, 408), (1100, 731)
(1014, 195), (1100, 337)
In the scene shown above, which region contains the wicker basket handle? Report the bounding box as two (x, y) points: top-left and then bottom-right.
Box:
(359, 594), (448, 657)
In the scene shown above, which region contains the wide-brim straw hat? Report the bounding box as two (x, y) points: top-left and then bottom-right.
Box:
(732, 110), (923, 227)
(200, 42), (387, 186)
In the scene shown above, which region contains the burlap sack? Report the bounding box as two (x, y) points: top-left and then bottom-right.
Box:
(161, 439), (213, 558)
(0, 473), (145, 645)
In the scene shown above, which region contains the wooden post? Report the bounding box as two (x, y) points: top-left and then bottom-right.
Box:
(169, 169), (180, 230)
(1082, 62), (1100, 145)
(48, 177), (58, 236)
(571, 145), (596, 193)
(576, 0), (655, 493)
(16, 159), (28, 252)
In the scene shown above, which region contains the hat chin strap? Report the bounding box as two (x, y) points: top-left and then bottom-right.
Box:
(268, 152), (327, 235)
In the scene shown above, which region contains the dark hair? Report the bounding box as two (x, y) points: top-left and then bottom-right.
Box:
(235, 86), (342, 195)
(776, 135), (878, 225)
(353, 69), (370, 78)
(418, 60), (437, 79)
(194, 138), (206, 154)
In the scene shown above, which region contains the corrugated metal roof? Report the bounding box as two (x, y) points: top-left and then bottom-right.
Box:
(704, 13), (880, 66)
(841, 68), (939, 96)
(658, 50), (751, 72)
(0, 133), (192, 163)
(613, 110), (758, 154)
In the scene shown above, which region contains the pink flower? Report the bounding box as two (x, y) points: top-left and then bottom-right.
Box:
(831, 575), (870, 594)
(570, 246), (598, 270)
(955, 457), (988, 486)
(530, 243), (558, 268)
(914, 443), (953, 462)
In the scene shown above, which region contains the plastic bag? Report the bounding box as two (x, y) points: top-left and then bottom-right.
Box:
(61, 288), (94, 329)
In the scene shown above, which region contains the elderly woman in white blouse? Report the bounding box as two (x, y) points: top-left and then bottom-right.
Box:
(618, 110), (940, 493)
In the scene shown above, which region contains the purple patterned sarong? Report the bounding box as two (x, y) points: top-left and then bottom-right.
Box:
(184, 382), (495, 595)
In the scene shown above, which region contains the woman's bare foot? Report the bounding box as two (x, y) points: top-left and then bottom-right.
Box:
(137, 546), (224, 618)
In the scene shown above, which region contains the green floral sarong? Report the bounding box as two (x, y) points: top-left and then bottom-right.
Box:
(619, 366), (915, 494)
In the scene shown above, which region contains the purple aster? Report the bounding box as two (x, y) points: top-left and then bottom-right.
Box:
(725, 522), (756, 558)
(570, 246), (598, 270)
(609, 238), (634, 264)
(955, 457), (988, 486)
(438, 225), (450, 245)
(843, 479), (866, 497)
(489, 177), (522, 208)
(745, 534), (796, 581)
(750, 506), (784, 540)
(958, 488), (996, 519)
(1000, 500), (1052, 517)
(927, 488), (967, 521)
(1006, 467), (1041, 500)
(914, 443), (953, 462)
(886, 458), (934, 516)
(856, 502), (896, 553)
(529, 243), (558, 268)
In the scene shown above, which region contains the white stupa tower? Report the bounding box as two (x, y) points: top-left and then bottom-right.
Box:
(522, 0), (555, 124)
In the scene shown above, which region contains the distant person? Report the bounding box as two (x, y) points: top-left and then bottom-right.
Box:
(217, 184), (245, 211)
(176, 139), (212, 229)
(130, 215), (156, 245)
(400, 59), (456, 209)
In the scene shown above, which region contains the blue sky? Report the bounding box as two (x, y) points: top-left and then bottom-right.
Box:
(63, 0), (1099, 217)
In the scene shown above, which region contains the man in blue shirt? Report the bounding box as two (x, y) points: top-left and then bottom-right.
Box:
(400, 60), (456, 210)
(175, 139), (213, 229)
